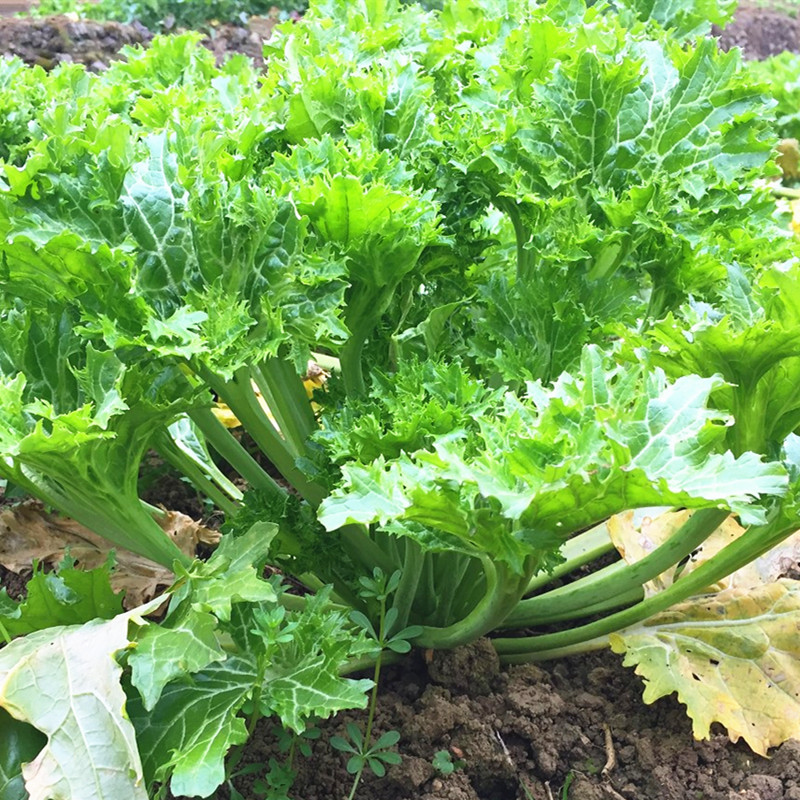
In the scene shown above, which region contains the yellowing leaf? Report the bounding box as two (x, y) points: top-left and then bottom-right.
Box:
(608, 508), (690, 596)
(610, 579), (800, 756)
(304, 360), (329, 398)
(608, 508), (800, 595)
(210, 402), (242, 428)
(778, 138), (800, 182)
(791, 198), (800, 238)
(0, 602), (160, 800)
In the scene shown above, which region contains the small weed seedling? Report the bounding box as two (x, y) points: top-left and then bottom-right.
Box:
(226, 723), (321, 800)
(432, 749), (465, 775)
(330, 569), (421, 800)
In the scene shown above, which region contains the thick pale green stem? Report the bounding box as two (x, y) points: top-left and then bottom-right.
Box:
(341, 650), (402, 676)
(391, 540), (424, 631)
(339, 335), (367, 398)
(414, 557), (529, 649)
(524, 519), (617, 593)
(494, 515), (797, 659)
(0, 617), (13, 645)
(339, 525), (396, 575)
(729, 391), (768, 458)
(494, 196), (533, 282)
(14, 473), (189, 568)
(196, 366), (325, 505)
(505, 508), (728, 628)
(189, 407), (286, 501)
(429, 552), (474, 627)
(155, 438), (240, 518)
(340, 283), (398, 398)
(502, 635), (611, 663)
(252, 358), (318, 456)
(512, 586), (644, 628)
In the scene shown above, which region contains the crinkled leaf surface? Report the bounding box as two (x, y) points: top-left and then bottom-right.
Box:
(611, 579), (800, 756)
(611, 0), (737, 37)
(263, 660), (373, 734)
(320, 352), (786, 568)
(171, 521), (278, 622)
(259, 592), (373, 733)
(0, 502), (217, 608)
(126, 546), (371, 797)
(128, 608), (226, 711)
(0, 559), (123, 638)
(128, 657), (256, 799)
(646, 265), (800, 454)
(0, 604), (158, 800)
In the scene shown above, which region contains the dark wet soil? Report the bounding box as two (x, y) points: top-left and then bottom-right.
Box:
(0, 564), (28, 599)
(0, 16), (152, 68)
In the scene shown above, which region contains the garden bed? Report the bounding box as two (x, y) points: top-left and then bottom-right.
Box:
(1, 538), (798, 800)
(0, 12), (276, 67)
(2, 0), (800, 798)
(224, 643), (800, 800)
(0, 0), (798, 69)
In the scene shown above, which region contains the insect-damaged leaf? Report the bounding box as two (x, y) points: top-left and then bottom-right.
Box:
(611, 579), (800, 756)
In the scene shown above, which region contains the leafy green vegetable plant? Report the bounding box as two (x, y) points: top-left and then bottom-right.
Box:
(2, 0), (800, 796)
(746, 52), (800, 142)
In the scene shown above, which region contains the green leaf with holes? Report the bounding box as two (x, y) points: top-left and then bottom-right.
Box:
(611, 579), (800, 756)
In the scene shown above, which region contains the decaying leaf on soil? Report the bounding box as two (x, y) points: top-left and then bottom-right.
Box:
(0, 502), (219, 606)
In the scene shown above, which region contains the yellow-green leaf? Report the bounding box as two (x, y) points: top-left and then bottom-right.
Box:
(608, 509), (800, 594)
(610, 579), (800, 756)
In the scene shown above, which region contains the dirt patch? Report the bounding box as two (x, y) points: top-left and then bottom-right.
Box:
(202, 15), (279, 66)
(0, 15), (151, 68)
(0, 564), (29, 599)
(715, 2), (800, 59)
(222, 640), (800, 800)
(0, 13), (278, 69)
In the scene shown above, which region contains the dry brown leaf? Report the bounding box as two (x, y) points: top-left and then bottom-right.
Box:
(0, 502), (220, 607)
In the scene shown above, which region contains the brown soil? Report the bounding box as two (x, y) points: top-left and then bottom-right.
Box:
(0, 564), (29, 599)
(0, 13), (276, 69)
(0, 16), (151, 68)
(219, 639), (800, 800)
(715, 2), (800, 59)
(1, 2), (798, 71)
(202, 15), (278, 66)
(1, 2), (799, 70)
